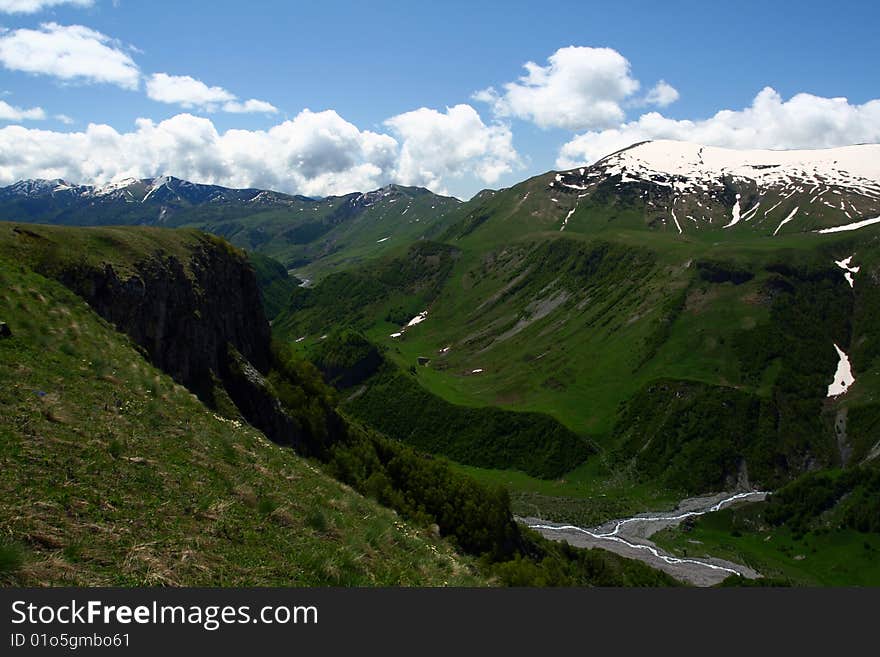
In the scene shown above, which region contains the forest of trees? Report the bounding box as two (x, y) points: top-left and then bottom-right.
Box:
(764, 467), (880, 536)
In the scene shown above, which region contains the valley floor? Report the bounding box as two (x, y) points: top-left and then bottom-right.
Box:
(520, 491), (767, 586)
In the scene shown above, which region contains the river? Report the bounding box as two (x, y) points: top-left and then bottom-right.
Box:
(519, 491), (768, 586)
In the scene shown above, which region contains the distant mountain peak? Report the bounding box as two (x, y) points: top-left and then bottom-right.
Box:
(543, 140), (880, 235)
(89, 177), (142, 197)
(0, 176), (464, 210)
(587, 140), (880, 193)
(7, 178), (71, 196)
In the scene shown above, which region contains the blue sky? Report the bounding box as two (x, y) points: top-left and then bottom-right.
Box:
(0, 0), (878, 198)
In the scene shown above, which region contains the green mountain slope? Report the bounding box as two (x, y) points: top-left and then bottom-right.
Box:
(8, 140), (880, 585)
(440, 141), (880, 243)
(206, 185), (462, 281)
(0, 221), (677, 587)
(0, 256), (482, 586)
(274, 143), (880, 502)
(263, 142), (880, 586)
(0, 179), (463, 283)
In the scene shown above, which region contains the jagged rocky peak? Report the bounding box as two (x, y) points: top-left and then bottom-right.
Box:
(0, 175), (285, 206)
(0, 177), (452, 215)
(90, 177), (142, 196)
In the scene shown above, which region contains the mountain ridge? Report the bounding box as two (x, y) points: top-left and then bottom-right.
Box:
(0, 176), (461, 206)
(0, 176), (464, 279)
(436, 140), (880, 243)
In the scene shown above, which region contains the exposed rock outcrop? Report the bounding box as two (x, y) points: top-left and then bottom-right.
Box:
(56, 237), (270, 401)
(17, 228), (332, 455)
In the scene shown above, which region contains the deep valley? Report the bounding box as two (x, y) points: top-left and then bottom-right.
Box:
(2, 140), (879, 587)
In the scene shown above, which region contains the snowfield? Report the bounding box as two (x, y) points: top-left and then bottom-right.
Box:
(593, 141), (880, 195)
(547, 141), (880, 236)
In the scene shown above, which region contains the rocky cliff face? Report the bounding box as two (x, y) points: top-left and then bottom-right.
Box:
(220, 345), (340, 458)
(56, 236), (271, 400)
(2, 223), (343, 458)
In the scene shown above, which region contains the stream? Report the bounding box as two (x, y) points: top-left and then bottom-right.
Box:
(519, 491), (768, 586)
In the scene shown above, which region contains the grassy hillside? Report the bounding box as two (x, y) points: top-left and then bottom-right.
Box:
(274, 240), (459, 337)
(0, 182), (463, 284)
(305, 332), (594, 479)
(0, 222), (679, 587)
(273, 179), (880, 522)
(0, 257), (482, 586)
(0, 223), (212, 279)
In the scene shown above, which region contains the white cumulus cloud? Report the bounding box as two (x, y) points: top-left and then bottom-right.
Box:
(644, 80), (679, 107)
(146, 73), (277, 114)
(0, 22), (140, 89)
(0, 99), (46, 121)
(146, 73), (234, 108)
(474, 46), (642, 131)
(0, 110), (399, 197)
(557, 87), (880, 169)
(0, 0), (93, 13)
(0, 105), (516, 198)
(222, 98), (278, 114)
(384, 103), (520, 191)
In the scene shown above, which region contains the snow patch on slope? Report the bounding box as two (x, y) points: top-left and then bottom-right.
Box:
(560, 205), (576, 231)
(405, 311), (428, 328)
(723, 194), (742, 229)
(671, 204), (682, 234)
(834, 255), (860, 288)
(773, 206), (800, 235)
(827, 344), (855, 397)
(817, 216), (880, 234)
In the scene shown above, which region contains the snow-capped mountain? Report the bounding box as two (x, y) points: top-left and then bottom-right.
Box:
(0, 179), (86, 198)
(0, 175), (302, 207)
(4, 141), (879, 241)
(0, 175), (463, 277)
(0, 175), (460, 231)
(0, 175), (321, 228)
(549, 140), (880, 235)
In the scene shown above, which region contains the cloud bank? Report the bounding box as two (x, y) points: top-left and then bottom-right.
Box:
(0, 105), (520, 198)
(385, 104), (519, 191)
